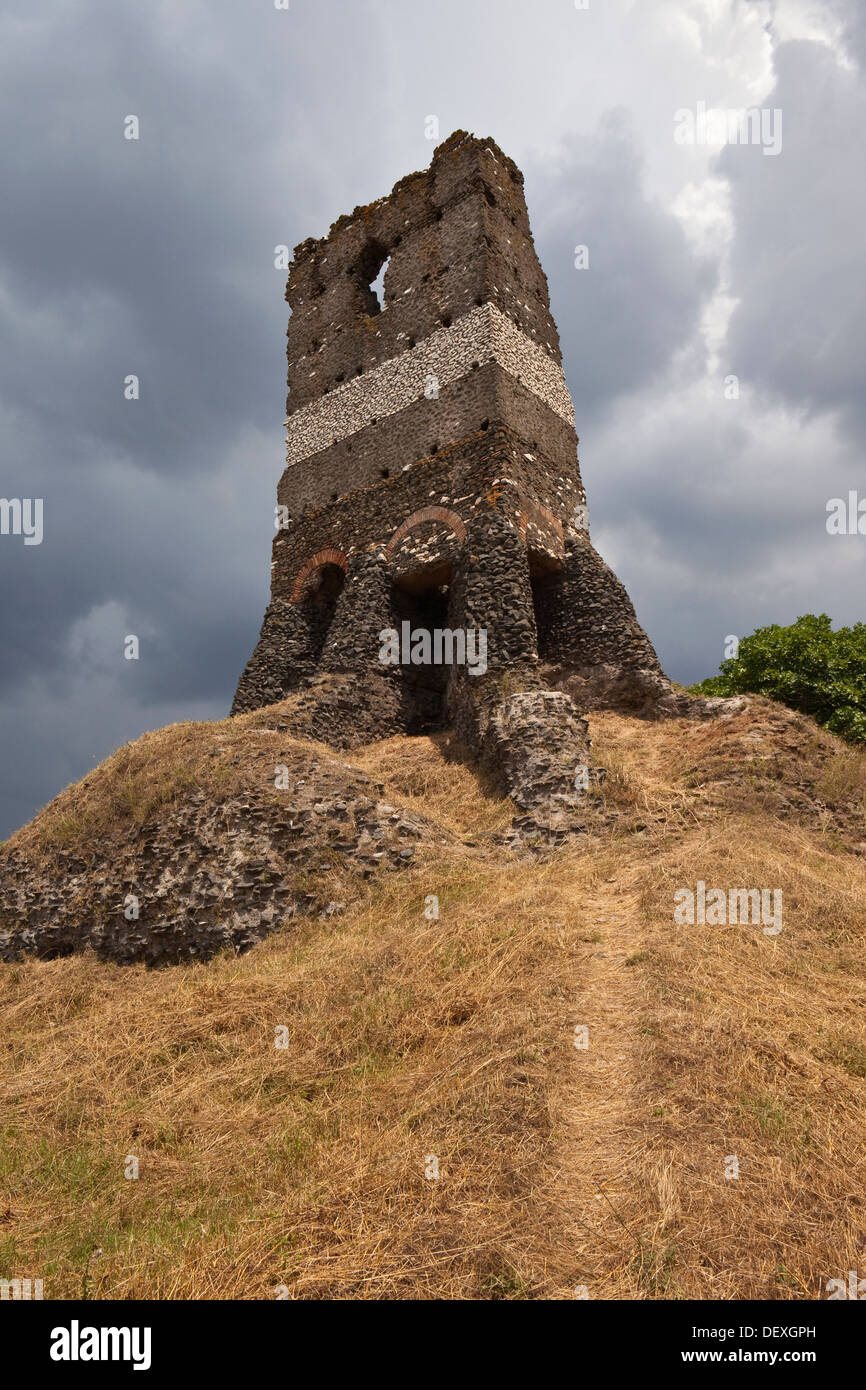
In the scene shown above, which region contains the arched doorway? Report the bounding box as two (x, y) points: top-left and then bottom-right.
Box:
(289, 550), (348, 662)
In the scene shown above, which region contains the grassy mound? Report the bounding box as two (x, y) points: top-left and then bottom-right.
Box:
(0, 698), (864, 1298)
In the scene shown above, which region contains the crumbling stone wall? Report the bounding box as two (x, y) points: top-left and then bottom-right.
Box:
(0, 745), (447, 965)
(233, 131), (683, 831)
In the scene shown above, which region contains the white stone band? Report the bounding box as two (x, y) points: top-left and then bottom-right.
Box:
(284, 302), (574, 468)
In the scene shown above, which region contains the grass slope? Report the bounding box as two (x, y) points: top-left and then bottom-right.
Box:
(1, 699), (864, 1299)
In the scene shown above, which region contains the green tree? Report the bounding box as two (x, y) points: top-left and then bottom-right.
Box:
(691, 614), (866, 743)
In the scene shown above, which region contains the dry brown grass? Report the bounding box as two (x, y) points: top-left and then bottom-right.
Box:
(349, 731), (513, 838)
(1, 700), (865, 1299)
(5, 710), (346, 866)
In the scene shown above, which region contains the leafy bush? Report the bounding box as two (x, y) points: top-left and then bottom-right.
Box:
(690, 614), (866, 743)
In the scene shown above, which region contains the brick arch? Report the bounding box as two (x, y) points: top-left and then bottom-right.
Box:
(518, 498), (563, 541)
(385, 506), (467, 558)
(289, 548), (348, 603)
(518, 499), (565, 560)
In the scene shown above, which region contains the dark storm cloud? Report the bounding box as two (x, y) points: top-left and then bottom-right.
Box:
(719, 35), (866, 444)
(0, 0), (430, 834)
(0, 2), (286, 830)
(549, 15), (866, 690)
(533, 110), (719, 431)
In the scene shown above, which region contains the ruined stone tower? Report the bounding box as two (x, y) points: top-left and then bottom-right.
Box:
(233, 131), (677, 835)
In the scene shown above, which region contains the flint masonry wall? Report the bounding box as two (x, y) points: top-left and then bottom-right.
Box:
(284, 304), (574, 466)
(284, 131), (562, 418)
(235, 420), (580, 715)
(278, 349), (581, 515)
(533, 536), (662, 670)
(233, 131), (669, 832)
(270, 425), (579, 605)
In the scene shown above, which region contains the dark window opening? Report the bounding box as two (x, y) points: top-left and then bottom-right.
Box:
(390, 574), (452, 732)
(300, 563), (346, 663)
(354, 240), (390, 316)
(529, 559), (563, 661)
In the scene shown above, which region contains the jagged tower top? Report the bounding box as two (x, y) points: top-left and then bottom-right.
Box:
(283, 131), (564, 426)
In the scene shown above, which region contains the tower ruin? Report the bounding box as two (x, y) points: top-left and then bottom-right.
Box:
(233, 131), (680, 835)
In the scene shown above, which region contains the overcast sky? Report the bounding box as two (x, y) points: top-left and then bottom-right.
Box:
(1, 0), (863, 837)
